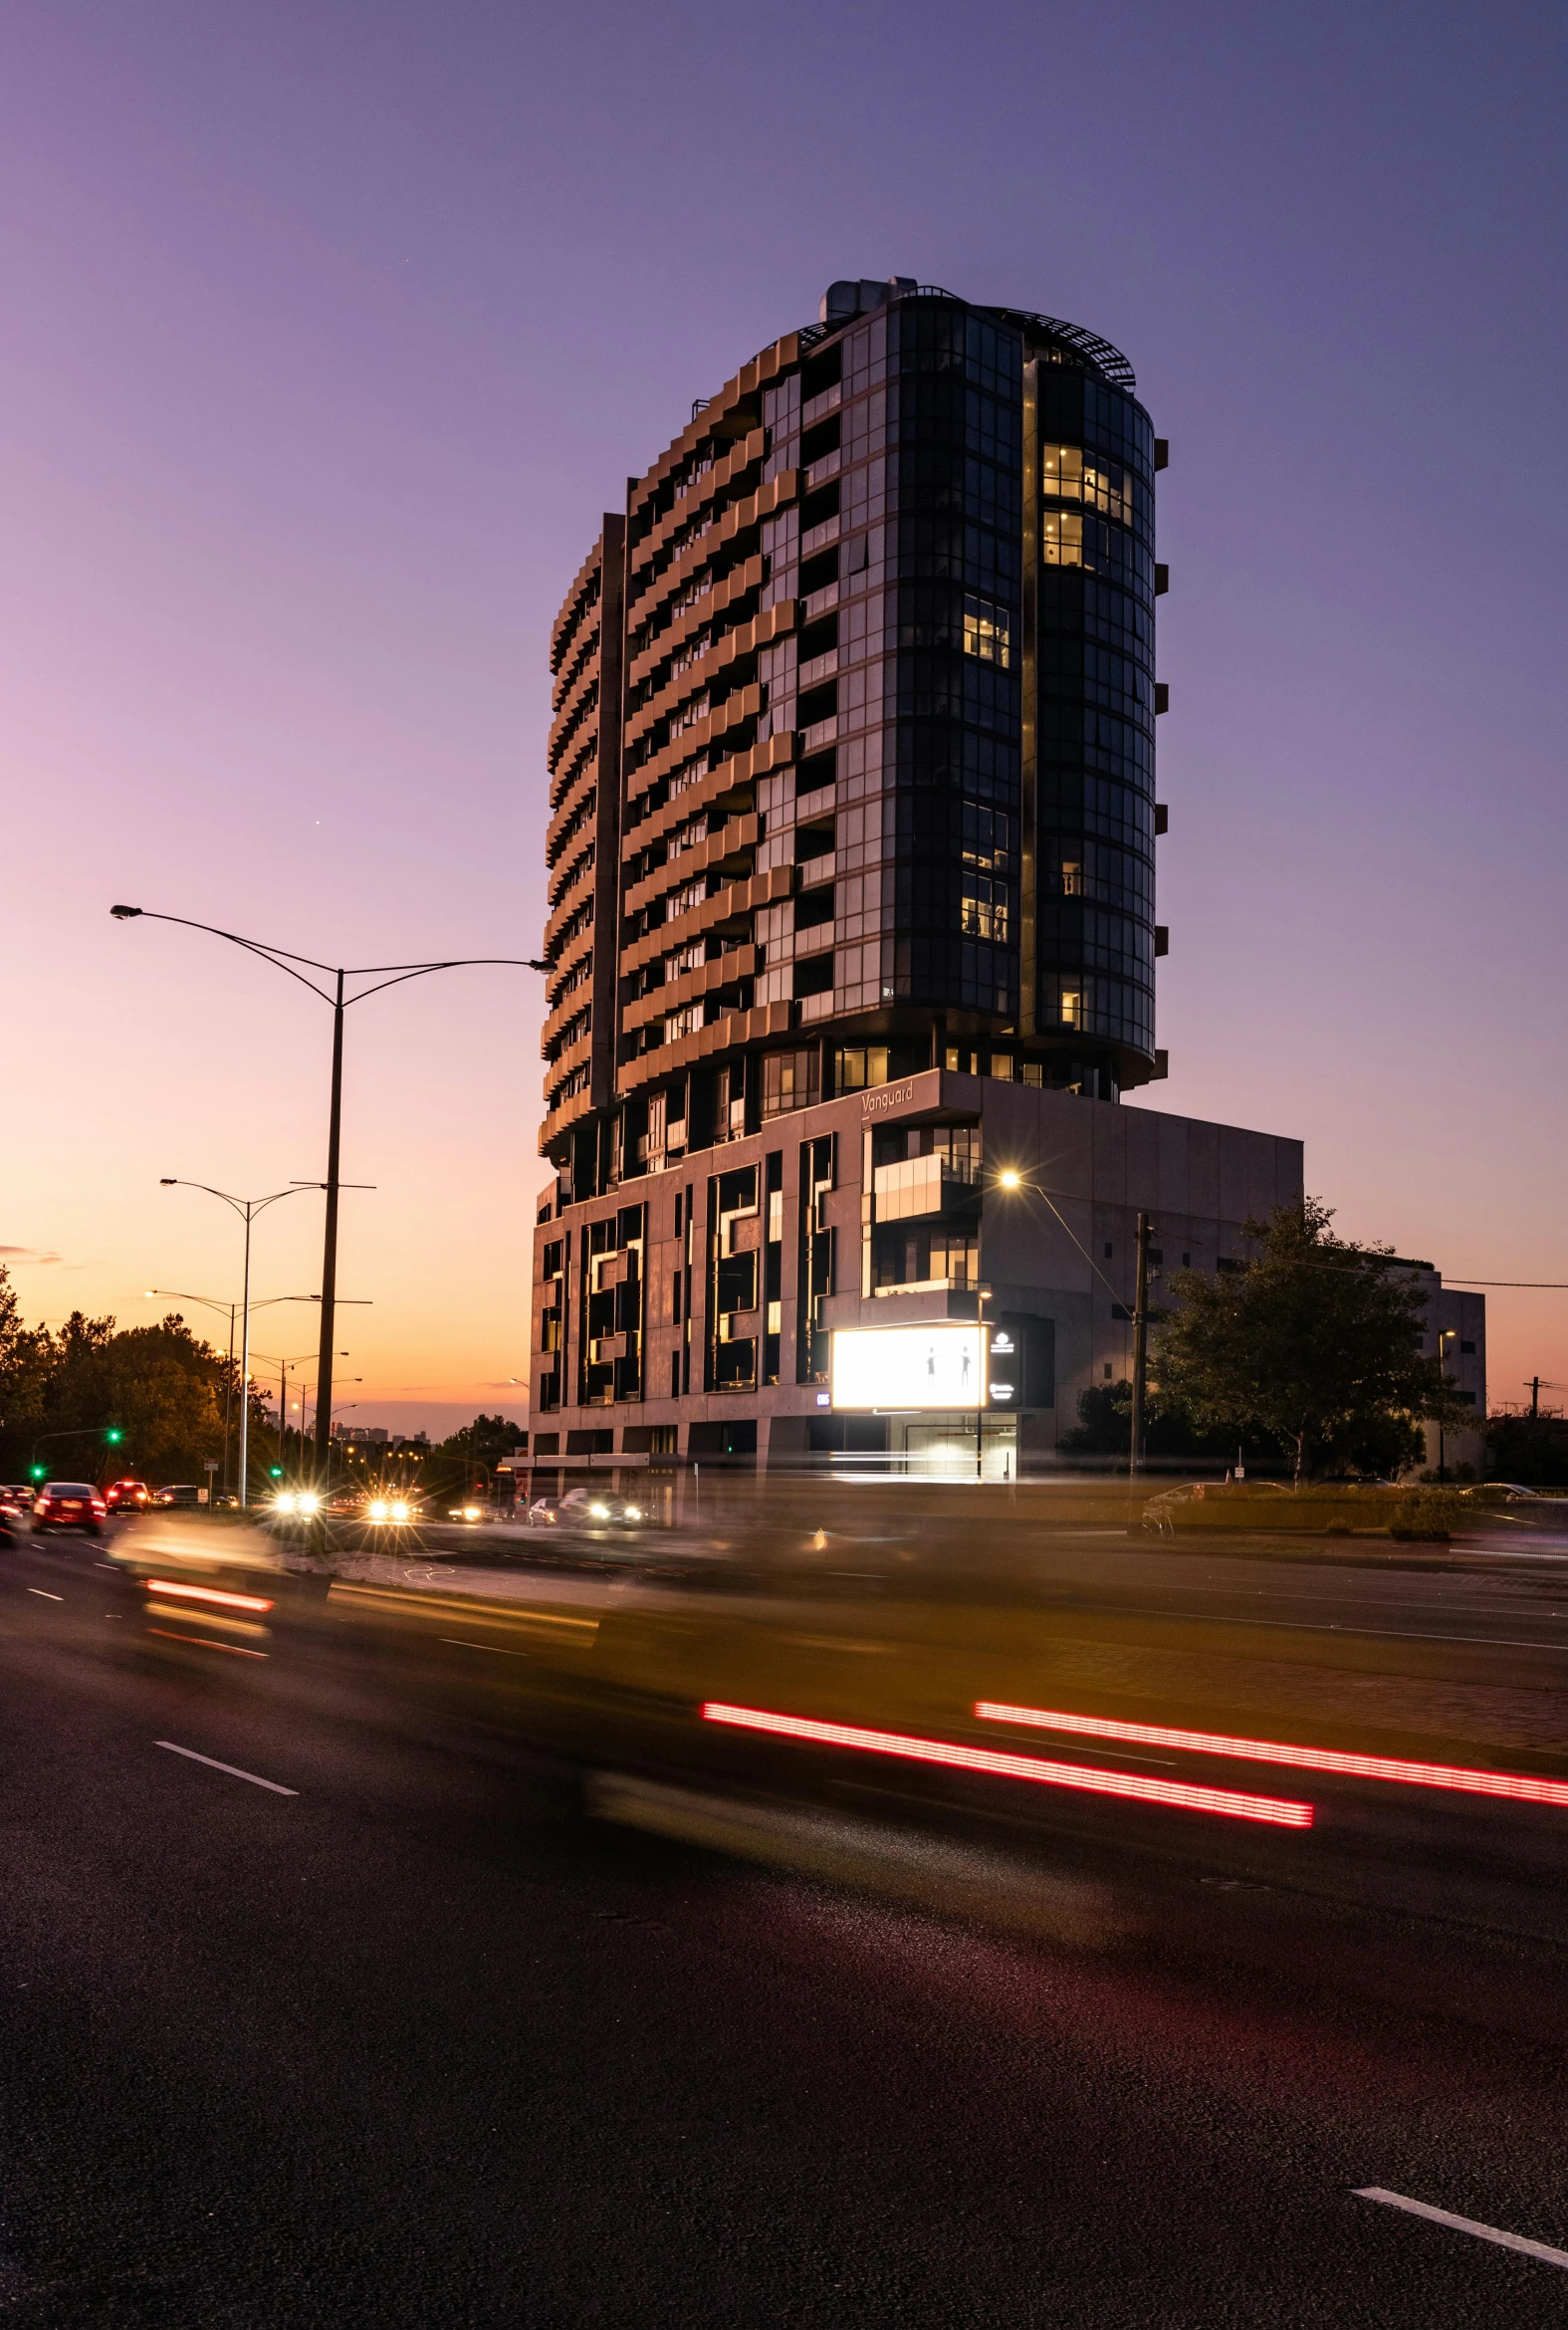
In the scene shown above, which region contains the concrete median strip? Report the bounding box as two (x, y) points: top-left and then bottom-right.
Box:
(1353, 2187), (1568, 2270)
(154, 1742), (298, 1796)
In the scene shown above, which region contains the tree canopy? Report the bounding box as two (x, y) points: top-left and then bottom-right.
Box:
(0, 1267), (231, 1483)
(1153, 1200), (1471, 1482)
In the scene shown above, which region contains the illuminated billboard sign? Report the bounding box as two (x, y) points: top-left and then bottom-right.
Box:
(830, 1324), (987, 1411)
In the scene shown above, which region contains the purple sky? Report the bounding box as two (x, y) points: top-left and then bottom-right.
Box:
(2, 1), (1563, 1430)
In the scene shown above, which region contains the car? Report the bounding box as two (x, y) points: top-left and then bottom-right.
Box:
(0, 1488), (31, 1539)
(105, 1478), (153, 1515)
(446, 1501), (494, 1524)
(153, 1484), (204, 1510)
(33, 1482), (108, 1535)
(557, 1488), (646, 1527)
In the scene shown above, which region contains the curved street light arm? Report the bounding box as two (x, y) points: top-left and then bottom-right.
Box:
(341, 957), (550, 1007)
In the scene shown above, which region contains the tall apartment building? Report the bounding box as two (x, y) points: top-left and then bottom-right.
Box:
(544, 277), (1166, 1179)
(531, 279), (1481, 1475)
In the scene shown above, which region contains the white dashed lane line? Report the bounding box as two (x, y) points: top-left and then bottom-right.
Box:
(26, 1588), (62, 1601)
(1354, 2187), (1568, 2270)
(154, 1742), (299, 1797)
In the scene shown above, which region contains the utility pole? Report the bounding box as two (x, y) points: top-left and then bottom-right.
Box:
(1530, 1376), (1542, 1419)
(1129, 1213), (1152, 1483)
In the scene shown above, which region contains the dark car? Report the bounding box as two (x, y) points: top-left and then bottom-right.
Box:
(105, 1478), (153, 1516)
(33, 1482), (108, 1535)
(0, 1487), (31, 1539)
(153, 1484), (204, 1511)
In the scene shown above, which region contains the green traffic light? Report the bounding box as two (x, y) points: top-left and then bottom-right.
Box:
(269, 1467), (284, 1480)
(106, 1428), (123, 1444)
(29, 1464), (45, 1480)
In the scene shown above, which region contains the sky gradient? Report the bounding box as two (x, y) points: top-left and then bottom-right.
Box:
(2, 1), (1564, 1432)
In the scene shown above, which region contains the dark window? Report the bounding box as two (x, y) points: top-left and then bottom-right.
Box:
(542, 1240), (563, 1279)
(763, 1049), (819, 1116)
(717, 1253), (758, 1312)
(795, 820), (835, 862)
(798, 549), (839, 596)
(621, 1426), (677, 1454)
(793, 953), (834, 1000)
(1459, 1338), (1476, 1354)
(797, 679), (838, 728)
(535, 1432), (560, 1455)
(718, 1165), (757, 1213)
(1103, 1242), (1113, 1259)
(795, 746), (836, 796)
(799, 344), (842, 402)
(565, 1429), (614, 1455)
(799, 481), (840, 533)
(800, 414), (841, 464)
(795, 884), (835, 931)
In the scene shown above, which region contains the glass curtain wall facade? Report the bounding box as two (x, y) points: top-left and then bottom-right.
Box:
(538, 280), (1162, 1205)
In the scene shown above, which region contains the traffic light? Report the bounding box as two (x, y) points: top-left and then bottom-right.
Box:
(29, 1463), (45, 1481)
(269, 1466), (284, 1480)
(106, 1428), (123, 1444)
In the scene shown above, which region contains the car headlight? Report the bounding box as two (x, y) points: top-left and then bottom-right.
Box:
(297, 1492), (321, 1515)
(391, 1502), (409, 1522)
(274, 1492), (298, 1514)
(624, 1506), (642, 1520)
(587, 1503), (609, 1519)
(462, 1505), (481, 1520)
(368, 1501), (389, 1522)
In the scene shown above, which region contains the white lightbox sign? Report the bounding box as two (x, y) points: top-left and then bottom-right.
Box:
(830, 1323), (987, 1411)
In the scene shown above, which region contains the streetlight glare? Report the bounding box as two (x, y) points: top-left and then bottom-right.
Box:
(999, 1169), (1022, 1190)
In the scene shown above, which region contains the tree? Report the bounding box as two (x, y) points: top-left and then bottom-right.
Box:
(1153, 1199), (1469, 1484)
(440, 1414), (525, 1473)
(0, 1267), (57, 1465)
(1059, 1378), (1240, 1461)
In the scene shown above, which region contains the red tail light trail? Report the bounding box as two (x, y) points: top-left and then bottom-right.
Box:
(700, 1703), (1314, 1827)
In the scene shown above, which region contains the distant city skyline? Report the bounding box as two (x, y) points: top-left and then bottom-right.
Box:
(2, 1), (1563, 1417)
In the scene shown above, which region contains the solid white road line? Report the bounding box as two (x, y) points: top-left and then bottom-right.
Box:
(26, 1588), (62, 1601)
(154, 1742), (298, 1796)
(1354, 2187), (1568, 2270)
(438, 1635), (529, 1657)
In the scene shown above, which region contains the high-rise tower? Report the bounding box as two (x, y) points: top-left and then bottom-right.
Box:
(530, 282), (1224, 1471)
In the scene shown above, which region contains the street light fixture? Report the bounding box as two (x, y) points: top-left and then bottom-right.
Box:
(1437, 1325), (1458, 1483)
(157, 1182), (314, 1508)
(112, 904), (547, 1476)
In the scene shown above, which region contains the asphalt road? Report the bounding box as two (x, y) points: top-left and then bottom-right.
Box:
(4, 1524), (1568, 2327)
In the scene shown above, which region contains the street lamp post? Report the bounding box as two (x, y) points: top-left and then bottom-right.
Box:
(1437, 1325), (1457, 1482)
(156, 1186), (313, 1508)
(112, 906), (546, 1477)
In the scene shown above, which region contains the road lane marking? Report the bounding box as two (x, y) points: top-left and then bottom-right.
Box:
(1353, 2187), (1568, 2269)
(147, 1629), (267, 1658)
(438, 1636), (529, 1657)
(154, 1742), (298, 1795)
(1115, 1606), (1566, 1652)
(26, 1588), (62, 1601)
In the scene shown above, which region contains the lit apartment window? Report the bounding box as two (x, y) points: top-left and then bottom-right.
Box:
(1039, 445), (1133, 525)
(1059, 859), (1084, 895)
(666, 1004), (700, 1042)
(1040, 510), (1083, 567)
(962, 594), (1010, 668)
(960, 873), (1008, 944)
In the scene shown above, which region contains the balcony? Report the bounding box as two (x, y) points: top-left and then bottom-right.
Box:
(872, 1154), (980, 1225)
